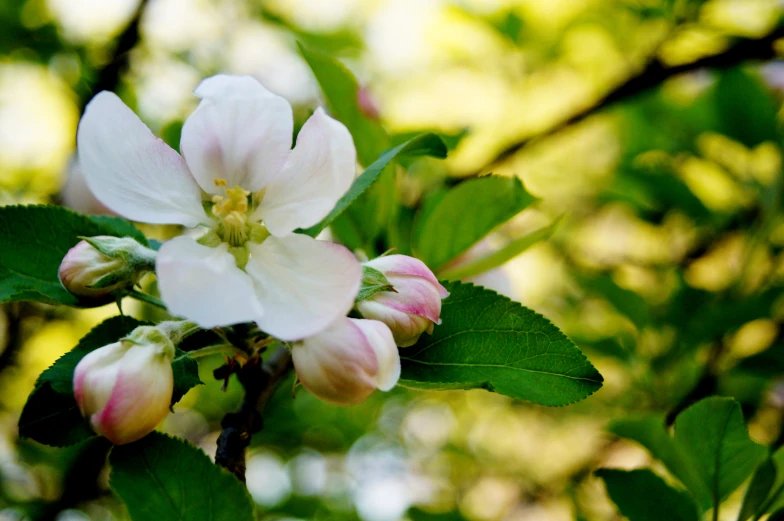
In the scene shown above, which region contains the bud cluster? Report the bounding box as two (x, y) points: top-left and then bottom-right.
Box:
(291, 254), (448, 406)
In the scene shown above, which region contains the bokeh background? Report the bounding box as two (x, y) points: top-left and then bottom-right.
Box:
(3, 0), (784, 520)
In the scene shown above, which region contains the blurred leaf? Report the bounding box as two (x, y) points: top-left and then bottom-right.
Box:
(577, 273), (650, 330)
(18, 317), (201, 447)
(391, 129), (470, 151)
(0, 205), (147, 306)
(413, 176), (537, 271)
(299, 133), (447, 237)
(674, 397), (767, 511)
(399, 281), (603, 406)
(608, 414), (711, 507)
(597, 468), (700, 521)
(712, 67), (780, 148)
(735, 342), (784, 377)
(298, 42), (388, 167)
(109, 432), (254, 521)
(760, 446), (784, 515)
(738, 458), (776, 521)
(408, 508), (468, 521)
(439, 217), (560, 280)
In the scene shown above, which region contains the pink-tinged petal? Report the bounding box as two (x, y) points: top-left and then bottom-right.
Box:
(352, 319), (400, 391)
(355, 299), (432, 347)
(293, 318), (378, 406)
(371, 274), (444, 324)
(157, 237), (264, 328)
(365, 255), (448, 297)
(246, 234), (361, 341)
(256, 108), (357, 236)
(181, 75), (293, 194)
(91, 344), (173, 445)
(77, 92), (208, 227)
(73, 341), (126, 416)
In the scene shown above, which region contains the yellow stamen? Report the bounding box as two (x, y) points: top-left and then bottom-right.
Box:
(214, 178), (227, 187)
(211, 185), (251, 246)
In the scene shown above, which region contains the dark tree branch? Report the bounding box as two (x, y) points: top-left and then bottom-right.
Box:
(80, 0), (148, 110)
(486, 25), (784, 170)
(214, 347), (293, 482)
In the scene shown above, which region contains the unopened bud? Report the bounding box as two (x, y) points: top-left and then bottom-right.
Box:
(356, 255), (449, 347)
(58, 236), (156, 303)
(292, 318), (400, 406)
(357, 86), (380, 121)
(73, 324), (177, 445)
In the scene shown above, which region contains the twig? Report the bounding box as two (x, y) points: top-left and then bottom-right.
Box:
(80, 0), (148, 110)
(125, 289), (166, 309)
(484, 25), (784, 170)
(214, 347), (293, 481)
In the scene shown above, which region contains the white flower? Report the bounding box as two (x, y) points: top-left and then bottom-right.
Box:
(77, 75), (362, 340)
(292, 318), (400, 406)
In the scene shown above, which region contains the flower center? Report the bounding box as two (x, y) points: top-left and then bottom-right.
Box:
(211, 181), (250, 247)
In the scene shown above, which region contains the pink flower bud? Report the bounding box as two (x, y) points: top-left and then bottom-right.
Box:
(356, 255), (449, 347)
(292, 318), (400, 406)
(357, 86), (380, 120)
(59, 237), (155, 303)
(73, 327), (175, 445)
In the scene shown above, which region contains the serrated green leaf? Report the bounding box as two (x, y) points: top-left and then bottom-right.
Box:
(608, 414), (711, 509)
(0, 205), (147, 306)
(597, 468), (700, 521)
(18, 316), (202, 447)
(299, 134), (447, 238)
(109, 432), (254, 521)
(674, 397), (767, 512)
(738, 458), (776, 521)
(438, 217), (560, 280)
(398, 281), (603, 406)
(412, 176), (537, 271)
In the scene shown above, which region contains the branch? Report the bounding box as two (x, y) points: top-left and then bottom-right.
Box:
(80, 0), (148, 110)
(214, 347), (293, 482)
(486, 25), (784, 169)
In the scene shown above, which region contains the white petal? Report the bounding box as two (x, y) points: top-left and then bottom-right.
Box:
(246, 234), (361, 341)
(257, 108), (357, 236)
(180, 75), (293, 194)
(77, 92), (208, 227)
(352, 319), (400, 391)
(156, 237), (264, 328)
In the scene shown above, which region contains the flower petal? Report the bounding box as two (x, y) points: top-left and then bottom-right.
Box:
(246, 234), (361, 340)
(91, 344), (173, 445)
(180, 75), (293, 194)
(77, 92), (208, 227)
(156, 237), (264, 328)
(352, 319), (400, 391)
(256, 107), (356, 236)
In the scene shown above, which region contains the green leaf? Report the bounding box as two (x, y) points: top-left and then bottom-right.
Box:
(297, 42), (390, 166)
(412, 176), (537, 271)
(608, 414), (711, 508)
(737, 458), (776, 521)
(299, 133), (448, 238)
(713, 67), (780, 148)
(0, 205), (147, 306)
(438, 217), (560, 280)
(18, 316), (202, 447)
(398, 281), (603, 406)
(356, 265), (395, 302)
(597, 468), (700, 521)
(109, 432), (254, 521)
(674, 397), (767, 512)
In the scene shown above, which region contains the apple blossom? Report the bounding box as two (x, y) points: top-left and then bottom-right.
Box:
(292, 318), (400, 406)
(356, 255), (449, 347)
(73, 325), (176, 445)
(59, 236), (156, 303)
(77, 74), (361, 340)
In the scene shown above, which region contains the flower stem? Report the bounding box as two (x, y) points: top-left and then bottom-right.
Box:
(180, 343), (247, 360)
(126, 289), (166, 309)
